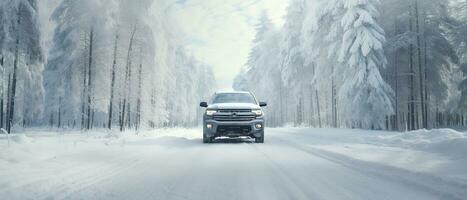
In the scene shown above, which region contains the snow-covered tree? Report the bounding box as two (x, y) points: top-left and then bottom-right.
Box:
(234, 0), (466, 129)
(43, 0), (217, 130)
(301, 0), (347, 127)
(233, 67), (249, 91)
(378, 0), (463, 129)
(280, 0), (305, 87)
(448, 0), (467, 114)
(0, 0), (44, 131)
(337, 0), (394, 128)
(241, 13), (283, 126)
(44, 0), (118, 128)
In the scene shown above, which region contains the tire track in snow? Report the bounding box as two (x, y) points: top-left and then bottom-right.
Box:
(245, 137), (387, 200)
(148, 143), (206, 200)
(62, 139), (206, 200)
(244, 142), (324, 200)
(53, 156), (145, 200)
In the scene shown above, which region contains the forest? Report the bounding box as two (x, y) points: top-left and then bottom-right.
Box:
(235, 0), (467, 130)
(0, 0), (217, 133)
(1, 0), (466, 133)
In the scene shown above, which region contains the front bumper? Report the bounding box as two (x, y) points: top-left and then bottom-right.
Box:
(203, 119), (264, 138)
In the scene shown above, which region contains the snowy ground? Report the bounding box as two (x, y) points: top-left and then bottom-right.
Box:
(0, 128), (466, 200)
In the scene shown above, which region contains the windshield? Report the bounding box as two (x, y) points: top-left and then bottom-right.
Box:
(211, 93), (257, 104)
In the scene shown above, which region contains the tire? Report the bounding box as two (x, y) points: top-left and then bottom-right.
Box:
(203, 133), (212, 143)
(255, 131), (264, 143)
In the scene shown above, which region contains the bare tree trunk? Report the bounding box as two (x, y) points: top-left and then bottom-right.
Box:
(136, 52), (143, 130)
(8, 10), (21, 133)
(415, 0), (426, 129)
(0, 56), (6, 128)
(395, 51), (400, 131)
(408, 5), (416, 130)
(49, 113), (53, 127)
(422, 10), (429, 129)
(108, 32), (119, 130)
(150, 88), (156, 128)
(126, 97), (131, 129)
(415, 105), (420, 128)
(119, 99), (124, 131)
(0, 56), (4, 130)
(296, 91), (303, 126)
(309, 87), (314, 126)
(394, 18), (400, 131)
(331, 77), (337, 128)
(91, 109), (95, 129)
(325, 89), (330, 126)
(279, 81), (283, 125)
(315, 90), (322, 128)
(120, 25), (137, 131)
(126, 64), (132, 129)
(81, 60), (87, 130)
(6, 74), (11, 133)
(81, 33), (88, 130)
(58, 96), (62, 128)
(86, 27), (94, 130)
(0, 91), (3, 129)
(435, 97), (439, 128)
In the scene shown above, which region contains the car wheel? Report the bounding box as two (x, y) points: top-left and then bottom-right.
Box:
(203, 134), (212, 143)
(255, 131), (264, 143)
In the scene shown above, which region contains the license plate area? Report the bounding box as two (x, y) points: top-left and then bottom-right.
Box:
(217, 125), (251, 134)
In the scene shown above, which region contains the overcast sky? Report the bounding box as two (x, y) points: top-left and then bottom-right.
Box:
(167, 0), (289, 90)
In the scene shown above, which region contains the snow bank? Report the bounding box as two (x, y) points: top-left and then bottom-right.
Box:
(290, 128), (467, 182)
(0, 128), (202, 166)
(375, 129), (467, 159)
(10, 134), (34, 144)
(0, 134), (41, 166)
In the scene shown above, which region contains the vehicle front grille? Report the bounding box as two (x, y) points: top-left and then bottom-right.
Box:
(213, 115), (256, 121)
(217, 125), (251, 133)
(217, 109), (251, 113)
(214, 109), (255, 121)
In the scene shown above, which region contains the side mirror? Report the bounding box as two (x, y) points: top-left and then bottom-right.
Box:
(259, 102), (267, 107)
(200, 102), (208, 107)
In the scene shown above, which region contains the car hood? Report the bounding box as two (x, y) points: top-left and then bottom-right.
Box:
(207, 103), (260, 110)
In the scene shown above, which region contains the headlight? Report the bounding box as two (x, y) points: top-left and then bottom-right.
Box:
(206, 110), (217, 116)
(252, 109), (263, 116)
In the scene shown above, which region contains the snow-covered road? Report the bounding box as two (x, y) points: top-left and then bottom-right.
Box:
(1, 128), (466, 200)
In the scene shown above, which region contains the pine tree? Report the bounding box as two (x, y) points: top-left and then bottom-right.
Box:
(448, 0), (467, 119)
(337, 0), (394, 129)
